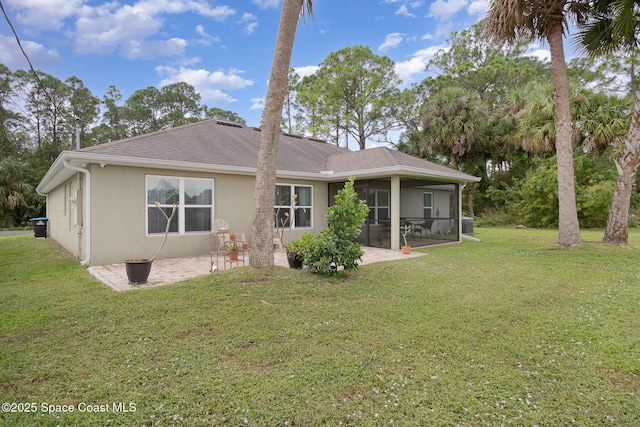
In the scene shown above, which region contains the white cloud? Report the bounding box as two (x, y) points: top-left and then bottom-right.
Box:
(195, 25), (221, 46)
(244, 22), (259, 34)
(250, 97), (265, 110)
(0, 35), (59, 70)
(468, 0), (489, 16)
(239, 13), (258, 34)
(122, 0), (235, 21)
(121, 38), (188, 59)
(396, 5), (416, 17)
(293, 65), (319, 78)
(8, 0), (82, 32)
(72, 1), (234, 56)
(394, 45), (446, 83)
(429, 0), (468, 20)
(156, 66), (254, 104)
(379, 33), (405, 52)
(75, 3), (164, 54)
(526, 48), (550, 62)
(435, 20), (454, 37)
(252, 0), (280, 9)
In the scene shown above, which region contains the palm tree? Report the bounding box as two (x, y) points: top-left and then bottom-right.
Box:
(514, 83), (557, 155)
(0, 157), (33, 227)
(423, 86), (485, 167)
(577, 0), (640, 244)
(423, 86), (487, 216)
(251, 0), (313, 268)
(484, 0), (585, 246)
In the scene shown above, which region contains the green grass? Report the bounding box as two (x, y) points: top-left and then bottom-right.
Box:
(1, 228), (639, 426)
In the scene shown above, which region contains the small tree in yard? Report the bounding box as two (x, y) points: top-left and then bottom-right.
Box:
(300, 177), (369, 275)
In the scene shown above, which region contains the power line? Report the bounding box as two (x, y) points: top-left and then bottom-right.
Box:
(0, 0), (58, 109)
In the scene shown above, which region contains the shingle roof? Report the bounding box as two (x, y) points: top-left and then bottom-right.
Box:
(81, 119), (346, 174)
(327, 146), (470, 178)
(38, 119), (478, 194)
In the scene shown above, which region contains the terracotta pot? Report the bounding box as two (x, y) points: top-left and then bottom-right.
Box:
(124, 259), (153, 284)
(243, 242), (249, 251)
(230, 233), (236, 241)
(229, 250), (239, 261)
(401, 246), (411, 254)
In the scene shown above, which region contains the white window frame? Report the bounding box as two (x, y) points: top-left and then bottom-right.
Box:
(146, 175), (214, 235)
(274, 183), (313, 230)
(423, 192), (433, 219)
(368, 189), (389, 224)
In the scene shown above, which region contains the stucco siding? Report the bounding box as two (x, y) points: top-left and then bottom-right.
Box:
(85, 164), (329, 265)
(47, 174), (83, 260)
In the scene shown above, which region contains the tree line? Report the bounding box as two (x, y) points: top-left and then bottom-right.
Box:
(2, 18), (638, 246)
(281, 23), (637, 242)
(0, 65), (244, 227)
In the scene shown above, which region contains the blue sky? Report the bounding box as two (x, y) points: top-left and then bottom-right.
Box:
(0, 0), (551, 129)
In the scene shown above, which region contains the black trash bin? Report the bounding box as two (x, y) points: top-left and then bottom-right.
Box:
(31, 217), (48, 238)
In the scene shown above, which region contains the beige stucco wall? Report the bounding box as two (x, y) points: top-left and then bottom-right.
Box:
(47, 173), (85, 260)
(79, 164), (329, 266)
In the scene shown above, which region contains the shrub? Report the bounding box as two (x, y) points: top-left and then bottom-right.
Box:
(487, 153), (620, 229)
(299, 177), (369, 275)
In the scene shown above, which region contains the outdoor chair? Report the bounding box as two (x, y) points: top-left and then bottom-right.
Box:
(212, 218), (230, 248)
(420, 219), (435, 237)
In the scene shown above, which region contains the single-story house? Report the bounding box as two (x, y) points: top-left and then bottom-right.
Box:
(36, 119), (480, 266)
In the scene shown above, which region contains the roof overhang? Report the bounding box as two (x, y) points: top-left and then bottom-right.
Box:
(315, 165), (481, 183)
(37, 151), (480, 195)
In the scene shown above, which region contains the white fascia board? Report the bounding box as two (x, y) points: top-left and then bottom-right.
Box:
(319, 165), (481, 183)
(37, 151), (480, 194)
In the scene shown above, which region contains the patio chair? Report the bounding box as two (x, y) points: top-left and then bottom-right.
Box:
(212, 218), (230, 249)
(420, 219), (435, 237)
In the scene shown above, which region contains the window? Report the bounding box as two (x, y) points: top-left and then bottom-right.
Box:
(147, 176), (213, 234)
(423, 192), (433, 218)
(367, 189), (389, 224)
(274, 184), (312, 229)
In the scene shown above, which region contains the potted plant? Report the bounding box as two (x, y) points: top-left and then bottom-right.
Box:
(125, 202), (178, 285)
(401, 224), (412, 254)
(284, 237), (305, 269)
(226, 240), (241, 261)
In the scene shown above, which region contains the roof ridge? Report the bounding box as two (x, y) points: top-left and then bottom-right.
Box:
(375, 146), (401, 166)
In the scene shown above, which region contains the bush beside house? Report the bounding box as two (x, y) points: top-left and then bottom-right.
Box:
(298, 178), (369, 275)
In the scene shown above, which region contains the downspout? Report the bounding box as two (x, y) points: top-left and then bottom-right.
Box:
(63, 159), (91, 265)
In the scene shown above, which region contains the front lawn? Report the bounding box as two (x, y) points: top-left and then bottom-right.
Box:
(1, 228), (639, 426)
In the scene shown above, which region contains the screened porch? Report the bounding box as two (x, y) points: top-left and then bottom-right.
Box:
(329, 178), (463, 250)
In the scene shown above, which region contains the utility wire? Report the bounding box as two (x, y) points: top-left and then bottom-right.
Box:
(0, 0), (58, 110)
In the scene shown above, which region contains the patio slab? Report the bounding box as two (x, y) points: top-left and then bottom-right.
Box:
(88, 246), (424, 291)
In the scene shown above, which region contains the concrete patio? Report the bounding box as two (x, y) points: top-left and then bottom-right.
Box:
(88, 246), (425, 291)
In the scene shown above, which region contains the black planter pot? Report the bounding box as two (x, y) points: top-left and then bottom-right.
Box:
(125, 259), (153, 284)
(286, 251), (303, 269)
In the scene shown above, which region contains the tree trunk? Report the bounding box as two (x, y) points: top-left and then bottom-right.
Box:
(466, 182), (475, 218)
(603, 91), (640, 244)
(250, 0), (303, 268)
(547, 22), (581, 246)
